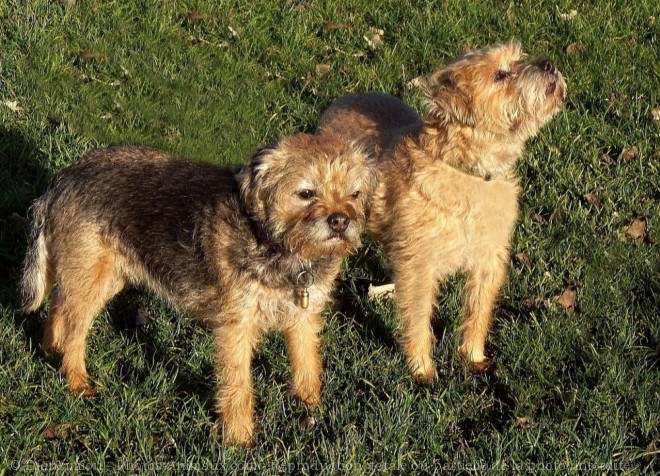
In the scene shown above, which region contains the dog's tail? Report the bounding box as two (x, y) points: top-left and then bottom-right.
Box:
(20, 196), (53, 313)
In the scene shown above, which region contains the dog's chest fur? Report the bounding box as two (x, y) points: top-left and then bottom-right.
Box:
(213, 226), (341, 328)
(372, 160), (520, 273)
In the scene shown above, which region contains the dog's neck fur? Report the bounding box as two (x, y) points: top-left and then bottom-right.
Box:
(418, 120), (526, 181)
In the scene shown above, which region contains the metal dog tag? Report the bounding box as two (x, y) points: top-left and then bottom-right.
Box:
(299, 288), (310, 309)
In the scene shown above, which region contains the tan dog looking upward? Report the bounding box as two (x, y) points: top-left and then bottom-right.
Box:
(318, 43), (566, 382)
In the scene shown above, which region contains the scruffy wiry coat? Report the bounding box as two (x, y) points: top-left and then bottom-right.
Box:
(318, 43), (566, 382)
(21, 134), (375, 445)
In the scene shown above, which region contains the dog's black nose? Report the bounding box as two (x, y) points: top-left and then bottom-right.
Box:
(537, 58), (556, 74)
(327, 213), (350, 233)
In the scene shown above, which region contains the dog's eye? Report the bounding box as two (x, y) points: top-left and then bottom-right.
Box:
(494, 70), (510, 81)
(350, 191), (361, 199)
(297, 189), (316, 200)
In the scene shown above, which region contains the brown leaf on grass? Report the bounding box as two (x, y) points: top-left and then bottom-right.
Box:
(645, 437), (659, 464)
(522, 297), (545, 309)
(626, 218), (646, 242)
(584, 193), (602, 209)
(322, 22), (349, 32)
(599, 153), (614, 165)
(532, 213), (548, 225)
(3, 100), (24, 115)
(652, 108), (660, 122)
(516, 416), (531, 430)
(77, 51), (106, 62)
(556, 288), (577, 312)
(515, 252), (532, 268)
(620, 146), (639, 160)
(364, 33), (383, 50)
(406, 75), (427, 89)
(559, 9), (578, 20)
(42, 425), (62, 440)
(566, 43), (586, 56)
(287, 0), (311, 11)
(314, 64), (331, 78)
(185, 12), (218, 23)
(300, 415), (316, 428)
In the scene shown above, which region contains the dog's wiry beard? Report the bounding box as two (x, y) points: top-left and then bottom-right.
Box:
(273, 216), (361, 261)
(512, 67), (566, 139)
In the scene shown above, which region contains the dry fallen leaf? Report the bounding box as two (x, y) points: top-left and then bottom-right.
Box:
(516, 416), (531, 430)
(516, 252), (532, 268)
(3, 100), (24, 115)
(556, 288), (577, 312)
(185, 12), (218, 23)
(301, 416), (316, 428)
(42, 425), (62, 440)
(559, 9), (578, 20)
(368, 283), (395, 300)
(532, 213), (548, 225)
(322, 22), (349, 32)
(364, 33), (383, 50)
(406, 75), (427, 89)
(644, 437), (659, 464)
(566, 43), (586, 56)
(315, 64), (331, 78)
(599, 152), (614, 165)
(522, 297), (545, 309)
(77, 51), (105, 62)
(626, 218), (646, 242)
(620, 146), (639, 160)
(652, 108), (660, 122)
(584, 193), (602, 209)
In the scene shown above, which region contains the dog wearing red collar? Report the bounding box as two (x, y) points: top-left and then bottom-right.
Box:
(20, 134), (375, 446)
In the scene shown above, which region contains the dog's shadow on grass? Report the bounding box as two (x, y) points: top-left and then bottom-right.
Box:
(1, 126), (53, 355)
(105, 290), (283, 420)
(105, 291), (218, 408)
(332, 242), (399, 351)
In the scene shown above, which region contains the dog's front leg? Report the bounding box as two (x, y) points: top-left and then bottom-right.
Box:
(393, 253), (440, 384)
(283, 311), (323, 406)
(459, 251), (508, 370)
(213, 314), (259, 446)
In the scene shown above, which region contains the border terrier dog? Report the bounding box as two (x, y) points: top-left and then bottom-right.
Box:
(318, 43), (566, 382)
(20, 134), (375, 445)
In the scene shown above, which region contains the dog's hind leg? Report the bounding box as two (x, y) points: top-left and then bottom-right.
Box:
(53, 243), (125, 396)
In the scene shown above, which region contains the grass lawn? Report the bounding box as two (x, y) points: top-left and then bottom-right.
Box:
(1, 0), (658, 473)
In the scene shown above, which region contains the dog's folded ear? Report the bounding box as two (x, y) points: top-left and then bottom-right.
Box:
(425, 69), (476, 126)
(238, 145), (278, 219)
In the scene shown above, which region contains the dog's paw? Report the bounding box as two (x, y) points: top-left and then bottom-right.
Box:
(212, 420), (256, 448)
(458, 345), (492, 373)
(409, 361), (437, 385)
